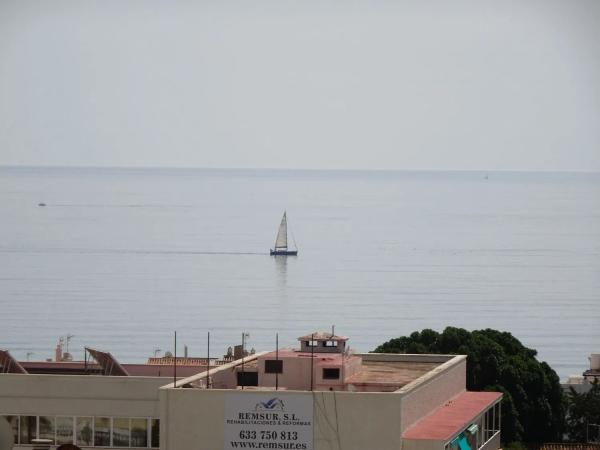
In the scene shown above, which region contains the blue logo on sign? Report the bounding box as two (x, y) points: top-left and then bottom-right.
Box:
(255, 398), (285, 411)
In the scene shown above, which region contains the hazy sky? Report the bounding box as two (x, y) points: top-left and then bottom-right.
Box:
(1, 0), (599, 171)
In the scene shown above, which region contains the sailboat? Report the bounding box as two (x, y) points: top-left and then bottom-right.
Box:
(270, 211), (298, 256)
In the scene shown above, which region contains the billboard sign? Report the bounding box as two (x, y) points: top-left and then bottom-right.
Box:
(224, 392), (313, 450)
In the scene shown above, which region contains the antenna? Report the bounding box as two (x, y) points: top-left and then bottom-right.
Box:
(241, 332), (249, 390)
(331, 325), (335, 337)
(275, 333), (279, 391)
(65, 334), (75, 354)
(173, 331), (177, 388)
(154, 348), (162, 357)
(206, 331), (210, 389)
(310, 333), (314, 391)
(26, 352), (34, 361)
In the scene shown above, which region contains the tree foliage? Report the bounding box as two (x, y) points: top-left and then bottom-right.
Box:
(565, 381), (600, 442)
(374, 327), (565, 443)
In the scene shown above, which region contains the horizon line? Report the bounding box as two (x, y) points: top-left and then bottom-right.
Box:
(1, 163), (599, 175)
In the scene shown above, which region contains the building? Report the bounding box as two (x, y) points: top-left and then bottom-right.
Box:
(1, 332), (502, 450)
(562, 353), (600, 394)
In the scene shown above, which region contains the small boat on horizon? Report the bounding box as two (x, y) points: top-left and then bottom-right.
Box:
(270, 211), (298, 256)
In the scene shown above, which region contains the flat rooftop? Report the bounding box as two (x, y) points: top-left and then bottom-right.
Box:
(346, 360), (441, 391)
(260, 350), (443, 389)
(172, 350), (461, 393)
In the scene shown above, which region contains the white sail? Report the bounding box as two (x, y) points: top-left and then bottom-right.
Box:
(274, 212), (288, 249)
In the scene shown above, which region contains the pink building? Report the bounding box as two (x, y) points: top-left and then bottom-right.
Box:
(255, 332), (363, 391)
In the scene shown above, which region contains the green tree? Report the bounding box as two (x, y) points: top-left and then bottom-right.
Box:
(374, 327), (565, 443)
(565, 380), (600, 442)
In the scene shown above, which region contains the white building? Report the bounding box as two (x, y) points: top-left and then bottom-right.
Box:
(0, 333), (502, 450)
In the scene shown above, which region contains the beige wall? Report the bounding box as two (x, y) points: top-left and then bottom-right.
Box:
(159, 388), (404, 450)
(159, 355), (468, 450)
(398, 356), (466, 433)
(258, 356), (316, 391)
(208, 364), (238, 389)
(0, 373), (164, 417)
(159, 388), (226, 450)
(258, 354), (363, 392)
(313, 391), (402, 450)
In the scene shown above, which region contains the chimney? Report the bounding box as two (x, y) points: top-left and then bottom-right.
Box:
(184, 345), (188, 359)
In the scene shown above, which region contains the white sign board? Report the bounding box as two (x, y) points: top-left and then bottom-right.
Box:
(224, 392), (313, 450)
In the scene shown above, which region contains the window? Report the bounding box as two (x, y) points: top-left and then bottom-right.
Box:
(323, 368), (340, 379)
(20, 416), (36, 444)
(151, 419), (160, 448)
(465, 424), (477, 450)
(265, 360), (283, 374)
(7, 415), (158, 448)
(56, 416), (74, 445)
(113, 417), (130, 447)
(131, 418), (148, 448)
(94, 417), (111, 447)
(324, 341), (338, 347)
(494, 403), (501, 431)
(76, 417), (93, 446)
(39, 416), (55, 444)
(480, 403), (501, 444)
(305, 340), (318, 347)
(237, 371), (258, 387)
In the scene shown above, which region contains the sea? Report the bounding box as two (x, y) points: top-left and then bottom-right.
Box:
(1, 166), (599, 380)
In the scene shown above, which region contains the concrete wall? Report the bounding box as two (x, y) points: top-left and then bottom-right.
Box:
(257, 354), (362, 391)
(159, 388), (404, 450)
(208, 364), (238, 389)
(159, 355), (468, 450)
(397, 356), (467, 433)
(178, 352), (267, 390)
(0, 373), (164, 417)
(299, 341), (347, 354)
(159, 388), (225, 450)
(313, 391), (402, 450)
(258, 355), (316, 391)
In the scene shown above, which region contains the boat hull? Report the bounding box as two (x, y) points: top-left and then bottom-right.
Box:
(270, 249), (298, 256)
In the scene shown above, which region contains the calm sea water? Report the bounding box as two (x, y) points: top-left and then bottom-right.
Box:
(1, 166), (599, 380)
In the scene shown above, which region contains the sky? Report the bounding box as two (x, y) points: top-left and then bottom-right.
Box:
(0, 0), (599, 171)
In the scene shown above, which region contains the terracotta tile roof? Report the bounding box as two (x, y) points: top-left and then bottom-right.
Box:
(402, 391), (502, 441)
